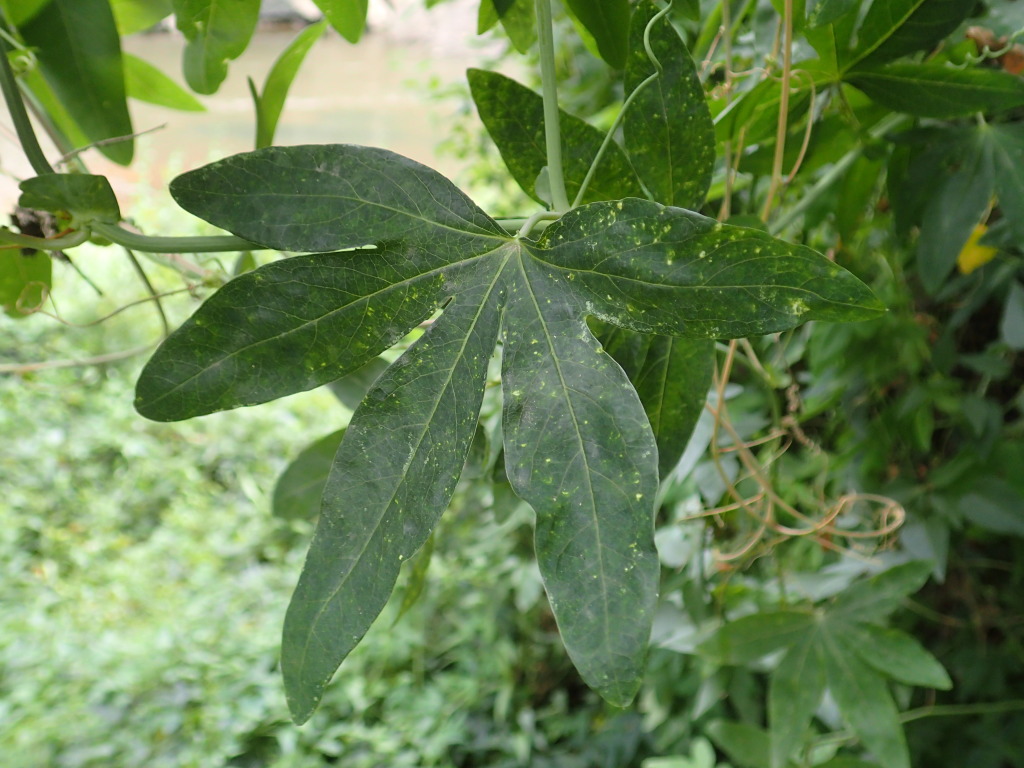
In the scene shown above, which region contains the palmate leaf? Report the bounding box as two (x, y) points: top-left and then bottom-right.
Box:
(136, 144), (881, 723)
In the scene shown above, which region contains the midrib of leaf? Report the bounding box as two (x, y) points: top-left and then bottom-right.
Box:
(141, 243), (504, 410)
(294, 249), (512, 674)
(846, 0), (925, 70)
(515, 253), (613, 650)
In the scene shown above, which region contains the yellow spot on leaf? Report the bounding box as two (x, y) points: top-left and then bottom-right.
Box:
(958, 224), (998, 274)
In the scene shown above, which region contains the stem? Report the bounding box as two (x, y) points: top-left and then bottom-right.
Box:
(0, 227), (90, 250)
(760, 0), (793, 221)
(124, 248), (170, 336)
(92, 222), (263, 254)
(0, 32), (53, 175)
(534, 0), (570, 212)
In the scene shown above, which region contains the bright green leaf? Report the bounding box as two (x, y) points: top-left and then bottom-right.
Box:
(18, 174), (121, 225)
(312, 0), (367, 44)
(821, 627), (910, 768)
(624, 1), (715, 210)
(705, 719), (772, 768)
(563, 0), (631, 69)
(478, 0), (535, 53)
(849, 623), (952, 690)
(468, 68), (644, 205)
(110, 0), (173, 34)
(699, 610), (817, 665)
(0, 251), (50, 319)
(124, 53), (205, 112)
(828, 561), (932, 624)
(19, 0), (134, 164)
(253, 21), (326, 149)
(769, 630), (825, 768)
(0, 0), (49, 25)
(844, 0), (974, 69)
(174, 0), (260, 94)
(847, 63), (1024, 118)
(272, 428), (345, 520)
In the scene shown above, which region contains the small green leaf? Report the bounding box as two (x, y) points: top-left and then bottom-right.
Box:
(468, 69), (644, 205)
(124, 53), (205, 112)
(624, 1), (715, 210)
(110, 0), (173, 34)
(272, 428), (345, 520)
(849, 623), (952, 690)
(563, 0), (631, 69)
(769, 630), (825, 768)
(478, 0), (535, 53)
(19, 0), (134, 164)
(828, 561), (932, 624)
(18, 174), (122, 225)
(844, 0), (974, 69)
(253, 21), (327, 149)
(821, 628), (910, 768)
(705, 720), (771, 768)
(847, 64), (1024, 118)
(0, 251), (50, 319)
(699, 610), (817, 665)
(174, 0), (260, 94)
(328, 356), (392, 411)
(312, 0), (367, 44)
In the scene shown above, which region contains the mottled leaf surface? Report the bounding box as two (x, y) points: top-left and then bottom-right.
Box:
(624, 2), (715, 210)
(138, 144), (883, 723)
(174, 0), (260, 94)
(468, 69), (644, 205)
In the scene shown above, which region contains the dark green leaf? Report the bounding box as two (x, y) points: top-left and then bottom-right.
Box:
(110, 0), (173, 34)
(1001, 281), (1024, 350)
(807, 0), (858, 28)
(769, 630), (825, 768)
(0, 251), (50, 319)
(18, 174), (121, 225)
(272, 428), (345, 520)
(478, 0), (535, 53)
(0, 0), (48, 25)
(564, 0), (631, 69)
(312, 0), (367, 44)
(847, 63), (1024, 118)
(501, 254), (659, 707)
(849, 623), (952, 689)
(535, 199), (885, 337)
(821, 627), (910, 768)
(174, 0), (260, 94)
(829, 561), (932, 623)
(468, 69), (644, 205)
(959, 480), (1024, 535)
(254, 21), (327, 149)
(699, 610), (817, 665)
(624, 1), (715, 210)
(328, 356), (392, 411)
(394, 531), (435, 622)
(844, 0), (974, 69)
(705, 720), (771, 768)
(980, 124), (1024, 234)
(20, 67), (91, 152)
(19, 0), (134, 164)
(124, 53), (205, 112)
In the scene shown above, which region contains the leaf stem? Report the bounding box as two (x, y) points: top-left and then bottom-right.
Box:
(91, 222), (263, 254)
(0, 227), (90, 250)
(760, 0), (794, 221)
(534, 0), (570, 212)
(0, 32), (54, 175)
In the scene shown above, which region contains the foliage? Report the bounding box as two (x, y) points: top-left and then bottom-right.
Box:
(4, 0), (1024, 766)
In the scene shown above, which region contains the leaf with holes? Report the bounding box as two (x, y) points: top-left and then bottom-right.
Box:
(135, 144), (882, 723)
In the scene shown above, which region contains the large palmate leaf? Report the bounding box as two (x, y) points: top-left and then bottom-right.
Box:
(136, 144), (881, 723)
(468, 69), (644, 205)
(174, 0), (260, 94)
(843, 0), (973, 69)
(624, 1), (715, 210)
(18, 0), (134, 164)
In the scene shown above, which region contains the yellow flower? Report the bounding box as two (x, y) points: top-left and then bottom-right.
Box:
(957, 224), (998, 274)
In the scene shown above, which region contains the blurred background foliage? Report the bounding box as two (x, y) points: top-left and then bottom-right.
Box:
(4, 0), (1024, 766)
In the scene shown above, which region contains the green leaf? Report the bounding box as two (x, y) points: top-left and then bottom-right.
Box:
(699, 610), (817, 665)
(124, 53), (205, 112)
(174, 0), (260, 94)
(0, 251), (50, 319)
(272, 428), (346, 520)
(980, 124), (1024, 235)
(807, 0), (858, 28)
(829, 561), (932, 624)
(624, 1), (715, 210)
(705, 720), (771, 768)
(468, 69), (644, 205)
(18, 174), (121, 225)
(328, 356), (392, 411)
(142, 144), (887, 722)
(535, 200), (885, 337)
(19, 0), (134, 164)
(959, 480), (1024, 536)
(849, 623), (953, 690)
(563, 0), (631, 69)
(847, 63), (1024, 118)
(394, 530), (435, 622)
(253, 21), (326, 149)
(844, 0), (974, 69)
(769, 630), (825, 768)
(821, 627), (910, 768)
(0, 0), (49, 25)
(478, 0), (535, 53)
(110, 0), (173, 34)
(312, 0), (367, 44)
(1001, 281), (1024, 351)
